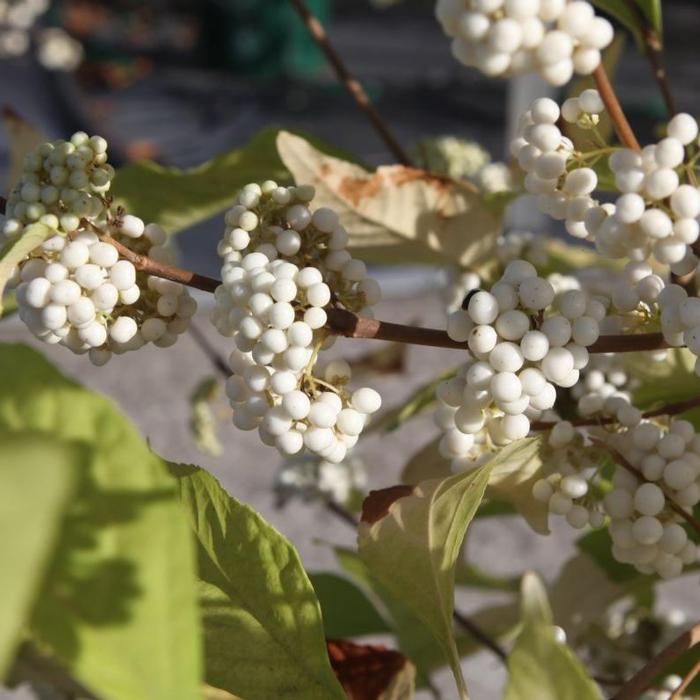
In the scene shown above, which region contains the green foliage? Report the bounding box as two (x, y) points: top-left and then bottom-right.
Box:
(358, 462), (494, 699)
(0, 223), (51, 315)
(0, 343), (202, 700)
(0, 433), (84, 678)
(309, 572), (391, 638)
(628, 348), (700, 408)
(111, 128), (359, 236)
(487, 435), (551, 535)
(168, 463), (346, 700)
(189, 377), (224, 456)
(503, 573), (603, 700)
(592, 0), (662, 49)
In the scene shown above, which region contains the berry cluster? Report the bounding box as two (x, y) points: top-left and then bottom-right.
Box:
(602, 419), (700, 577)
(436, 259), (601, 467)
(435, 0), (613, 85)
(212, 181), (382, 462)
(513, 91), (603, 240)
(658, 284), (700, 375)
(532, 421), (606, 530)
(5, 132), (196, 365)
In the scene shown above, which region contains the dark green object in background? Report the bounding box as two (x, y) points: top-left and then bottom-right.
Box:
(201, 0), (331, 77)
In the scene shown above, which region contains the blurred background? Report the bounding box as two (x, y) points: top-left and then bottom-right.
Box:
(1, 1), (700, 698)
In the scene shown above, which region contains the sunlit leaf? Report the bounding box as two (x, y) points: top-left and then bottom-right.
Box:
(627, 348), (700, 409)
(0, 433), (82, 679)
(2, 108), (45, 190)
(0, 343), (202, 700)
(169, 463), (346, 700)
(0, 223), (51, 316)
(358, 463), (494, 699)
(277, 131), (502, 266)
(400, 437), (451, 485)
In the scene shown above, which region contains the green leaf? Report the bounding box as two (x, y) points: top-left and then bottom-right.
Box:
(0, 432), (83, 679)
(168, 463), (346, 700)
(358, 462), (494, 699)
(0, 223), (51, 316)
(637, 0), (662, 35)
(0, 343), (201, 700)
(309, 572), (391, 638)
(277, 131), (503, 266)
(111, 128), (360, 236)
(591, 1), (646, 48)
(503, 573), (603, 700)
(371, 368), (456, 434)
(400, 437), (451, 485)
(487, 435), (550, 535)
(627, 348), (700, 409)
(189, 377), (224, 457)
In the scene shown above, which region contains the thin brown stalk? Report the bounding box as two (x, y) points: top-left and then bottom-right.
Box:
(613, 623), (700, 700)
(670, 655), (700, 699)
(593, 64), (641, 152)
(287, 0), (411, 165)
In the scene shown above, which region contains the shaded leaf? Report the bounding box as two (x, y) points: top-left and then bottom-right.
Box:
(189, 377), (223, 457)
(169, 463), (346, 700)
(400, 437), (451, 485)
(591, 1), (646, 48)
(0, 343), (201, 700)
(327, 639), (415, 700)
(503, 573), (602, 700)
(2, 108), (45, 190)
(487, 435), (550, 535)
(0, 223), (51, 315)
(277, 131), (502, 266)
(309, 572), (392, 638)
(0, 433), (82, 679)
(358, 464), (494, 699)
(627, 348), (700, 409)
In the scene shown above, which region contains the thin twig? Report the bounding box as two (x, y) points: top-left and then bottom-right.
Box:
(187, 321), (230, 377)
(453, 610), (507, 662)
(593, 64), (641, 152)
(612, 623), (700, 700)
(670, 655), (700, 700)
(592, 440), (700, 537)
(324, 499), (360, 529)
(531, 394), (700, 432)
(622, 0), (676, 116)
(287, 0), (411, 166)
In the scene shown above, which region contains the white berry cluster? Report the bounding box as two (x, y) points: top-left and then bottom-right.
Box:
(513, 91), (603, 240)
(532, 420), (606, 530)
(436, 259), (601, 466)
(5, 132), (196, 365)
(274, 453), (367, 506)
(212, 181), (382, 462)
(410, 135), (491, 181)
(658, 284), (700, 375)
(497, 230), (549, 268)
(602, 419), (700, 577)
(0, 0), (48, 57)
(443, 267), (482, 313)
(435, 0), (613, 85)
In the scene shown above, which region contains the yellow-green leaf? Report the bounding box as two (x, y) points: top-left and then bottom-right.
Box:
(3, 108), (45, 190)
(169, 463), (346, 700)
(358, 462), (494, 699)
(503, 573), (603, 700)
(0, 433), (83, 679)
(0, 223), (51, 315)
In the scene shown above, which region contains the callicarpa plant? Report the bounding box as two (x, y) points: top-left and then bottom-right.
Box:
(1, 0), (700, 699)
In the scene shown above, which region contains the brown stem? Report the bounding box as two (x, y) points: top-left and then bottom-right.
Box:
(287, 0), (411, 166)
(622, 0), (676, 116)
(670, 655), (700, 699)
(612, 623), (700, 700)
(453, 610), (507, 662)
(187, 321), (230, 377)
(531, 394), (700, 431)
(593, 440), (700, 537)
(593, 65), (641, 152)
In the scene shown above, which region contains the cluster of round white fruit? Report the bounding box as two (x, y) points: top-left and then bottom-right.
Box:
(435, 0), (613, 85)
(436, 259), (602, 466)
(6, 132), (196, 365)
(497, 230), (549, 268)
(274, 453), (367, 506)
(658, 284), (700, 375)
(531, 421), (605, 530)
(571, 352), (638, 419)
(602, 419), (699, 577)
(212, 181), (382, 462)
(0, 0), (48, 57)
(512, 91), (603, 240)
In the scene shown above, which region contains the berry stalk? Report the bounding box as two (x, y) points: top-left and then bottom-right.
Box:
(592, 64), (641, 151)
